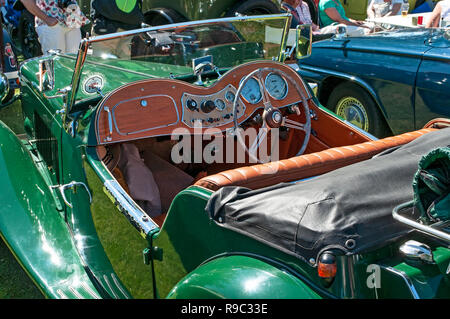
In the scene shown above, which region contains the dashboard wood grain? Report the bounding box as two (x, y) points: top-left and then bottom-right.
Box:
(95, 60), (312, 145)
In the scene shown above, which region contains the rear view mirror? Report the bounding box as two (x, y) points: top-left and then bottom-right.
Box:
(296, 24), (312, 60)
(38, 59), (55, 92)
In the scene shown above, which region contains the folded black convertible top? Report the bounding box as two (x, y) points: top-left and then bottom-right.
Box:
(206, 128), (450, 264)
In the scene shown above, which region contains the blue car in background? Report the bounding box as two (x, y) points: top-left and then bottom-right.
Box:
(297, 28), (450, 137)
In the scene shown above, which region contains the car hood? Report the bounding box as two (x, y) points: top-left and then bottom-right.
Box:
(310, 29), (442, 57)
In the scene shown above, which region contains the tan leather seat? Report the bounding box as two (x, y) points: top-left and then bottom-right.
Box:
(194, 128), (436, 191)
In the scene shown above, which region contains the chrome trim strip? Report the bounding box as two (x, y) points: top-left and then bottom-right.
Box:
(111, 273), (131, 299)
(380, 265), (420, 299)
(104, 180), (158, 236)
(80, 282), (101, 299)
(69, 286), (85, 299)
(56, 289), (69, 299)
(103, 275), (119, 299)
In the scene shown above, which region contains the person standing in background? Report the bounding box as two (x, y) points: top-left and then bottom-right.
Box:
(425, 0), (450, 27)
(367, 0), (403, 19)
(20, 0), (88, 54)
(90, 0), (144, 58)
(281, 0), (321, 32)
(318, 0), (370, 36)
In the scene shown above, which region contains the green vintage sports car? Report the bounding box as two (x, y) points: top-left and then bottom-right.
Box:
(0, 14), (449, 299)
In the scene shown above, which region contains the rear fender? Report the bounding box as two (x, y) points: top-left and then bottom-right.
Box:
(166, 255), (322, 299)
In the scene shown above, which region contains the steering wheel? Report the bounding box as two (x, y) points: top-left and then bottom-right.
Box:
(233, 68), (311, 163)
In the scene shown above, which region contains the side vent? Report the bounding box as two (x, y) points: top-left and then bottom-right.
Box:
(34, 112), (60, 183)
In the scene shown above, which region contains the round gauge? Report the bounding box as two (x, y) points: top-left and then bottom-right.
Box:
(265, 73), (288, 100)
(240, 77), (262, 104)
(215, 99), (226, 111)
(225, 91), (235, 103)
(82, 75), (104, 94)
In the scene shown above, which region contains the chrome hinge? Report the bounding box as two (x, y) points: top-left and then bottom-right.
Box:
(51, 181), (92, 208)
(143, 247), (163, 265)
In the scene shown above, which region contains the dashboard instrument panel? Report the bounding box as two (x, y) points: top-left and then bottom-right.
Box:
(95, 60), (312, 145)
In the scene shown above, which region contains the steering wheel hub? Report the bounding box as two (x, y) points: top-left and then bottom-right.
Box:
(265, 109), (283, 128)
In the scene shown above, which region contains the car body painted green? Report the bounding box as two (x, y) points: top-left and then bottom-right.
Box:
(0, 15), (449, 299)
(166, 255), (322, 299)
(0, 120), (102, 299)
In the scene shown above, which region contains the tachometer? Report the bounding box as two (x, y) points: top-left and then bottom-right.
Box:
(265, 73), (288, 100)
(240, 77), (262, 104)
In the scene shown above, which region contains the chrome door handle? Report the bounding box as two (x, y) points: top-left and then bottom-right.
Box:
(51, 181), (92, 208)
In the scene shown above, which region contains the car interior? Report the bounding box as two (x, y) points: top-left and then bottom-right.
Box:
(93, 60), (442, 226)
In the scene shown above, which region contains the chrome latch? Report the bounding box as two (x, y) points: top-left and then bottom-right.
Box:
(51, 181), (92, 208)
(399, 240), (435, 264)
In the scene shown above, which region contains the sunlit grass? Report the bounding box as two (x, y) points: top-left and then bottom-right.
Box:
(0, 93), (24, 135)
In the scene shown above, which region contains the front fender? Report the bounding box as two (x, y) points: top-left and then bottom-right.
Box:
(166, 255), (322, 299)
(0, 121), (101, 299)
(299, 65), (386, 114)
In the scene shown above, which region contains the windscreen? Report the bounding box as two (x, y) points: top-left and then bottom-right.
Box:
(70, 15), (291, 105)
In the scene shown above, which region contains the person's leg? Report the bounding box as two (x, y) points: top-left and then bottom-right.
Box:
(35, 24), (66, 54)
(64, 27), (82, 54)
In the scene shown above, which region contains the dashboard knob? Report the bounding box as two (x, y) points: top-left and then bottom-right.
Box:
(186, 99), (198, 111)
(200, 100), (216, 113)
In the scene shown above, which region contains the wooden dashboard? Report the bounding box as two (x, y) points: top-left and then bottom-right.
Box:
(95, 60), (313, 145)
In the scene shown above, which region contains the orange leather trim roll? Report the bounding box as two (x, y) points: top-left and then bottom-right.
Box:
(194, 128), (436, 191)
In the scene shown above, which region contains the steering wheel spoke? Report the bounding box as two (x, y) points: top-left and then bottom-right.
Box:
(284, 118), (307, 132)
(249, 123), (269, 156)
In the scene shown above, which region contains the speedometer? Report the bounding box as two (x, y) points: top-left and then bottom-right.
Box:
(240, 77), (262, 104)
(265, 73), (288, 100)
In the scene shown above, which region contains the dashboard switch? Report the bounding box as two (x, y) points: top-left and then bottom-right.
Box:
(186, 99), (198, 111)
(201, 100), (216, 113)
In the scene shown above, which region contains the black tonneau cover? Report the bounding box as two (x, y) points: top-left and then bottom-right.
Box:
(207, 128), (450, 264)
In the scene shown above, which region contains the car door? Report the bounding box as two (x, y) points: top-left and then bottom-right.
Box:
(414, 35), (450, 129)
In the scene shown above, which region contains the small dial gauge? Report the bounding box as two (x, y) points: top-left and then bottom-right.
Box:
(265, 73), (288, 100)
(83, 75), (104, 94)
(215, 99), (226, 111)
(225, 91), (235, 103)
(240, 77), (262, 104)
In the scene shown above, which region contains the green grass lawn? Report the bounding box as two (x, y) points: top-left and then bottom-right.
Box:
(0, 239), (43, 299)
